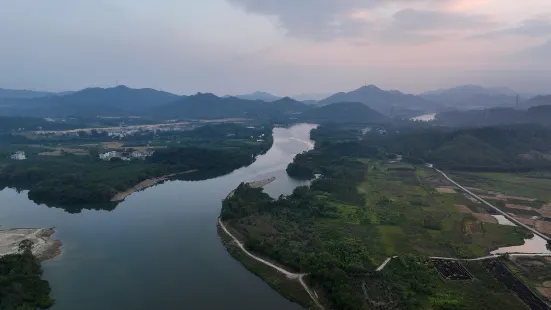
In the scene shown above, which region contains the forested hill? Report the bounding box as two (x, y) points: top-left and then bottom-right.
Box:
(0, 88), (54, 99)
(317, 85), (436, 116)
(151, 94), (309, 120)
(420, 85), (518, 110)
(435, 105), (551, 127)
(364, 123), (551, 171)
(523, 95), (551, 108)
(0, 85), (180, 117)
(299, 102), (388, 123)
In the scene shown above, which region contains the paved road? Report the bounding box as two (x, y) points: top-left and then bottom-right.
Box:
(430, 253), (551, 261)
(435, 169), (551, 241)
(218, 219), (324, 309)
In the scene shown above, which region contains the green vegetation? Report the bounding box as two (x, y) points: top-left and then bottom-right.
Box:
(362, 123), (551, 172)
(217, 226), (316, 309)
(449, 171), (551, 203)
(220, 124), (535, 309)
(0, 124), (273, 212)
(436, 105), (551, 127)
(0, 241), (54, 310)
(359, 257), (527, 310)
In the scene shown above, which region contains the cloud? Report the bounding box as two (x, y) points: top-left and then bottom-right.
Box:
(391, 9), (491, 30)
(226, 0), (372, 40)
(472, 17), (551, 39)
(514, 39), (551, 63)
(378, 9), (492, 44)
(227, 1), (493, 43)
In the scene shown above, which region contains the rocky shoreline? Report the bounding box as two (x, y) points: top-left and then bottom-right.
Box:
(0, 228), (62, 261)
(111, 170), (198, 202)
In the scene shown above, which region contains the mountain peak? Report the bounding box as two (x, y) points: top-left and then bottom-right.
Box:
(357, 85), (381, 91)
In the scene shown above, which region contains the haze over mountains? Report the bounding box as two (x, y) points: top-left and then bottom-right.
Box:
(317, 85), (437, 116)
(0, 88), (56, 99)
(226, 91), (281, 102)
(0, 84), (549, 124)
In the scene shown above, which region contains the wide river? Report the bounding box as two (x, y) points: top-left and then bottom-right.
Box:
(0, 124), (317, 310)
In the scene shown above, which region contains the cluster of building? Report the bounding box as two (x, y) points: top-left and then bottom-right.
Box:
(10, 151), (27, 160)
(99, 150), (154, 161)
(35, 122), (197, 138)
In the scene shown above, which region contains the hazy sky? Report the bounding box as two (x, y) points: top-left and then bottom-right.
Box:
(1, 0), (550, 95)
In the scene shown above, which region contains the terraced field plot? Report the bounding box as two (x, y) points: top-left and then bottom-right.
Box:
(431, 259), (473, 280)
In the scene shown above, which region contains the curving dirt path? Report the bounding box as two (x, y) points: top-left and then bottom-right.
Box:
(218, 219), (324, 309)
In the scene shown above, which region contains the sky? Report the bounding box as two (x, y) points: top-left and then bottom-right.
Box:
(1, 0), (550, 96)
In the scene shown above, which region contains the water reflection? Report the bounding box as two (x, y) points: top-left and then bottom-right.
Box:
(0, 123), (316, 310)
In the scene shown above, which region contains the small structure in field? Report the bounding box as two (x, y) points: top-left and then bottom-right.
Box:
(10, 151), (26, 160)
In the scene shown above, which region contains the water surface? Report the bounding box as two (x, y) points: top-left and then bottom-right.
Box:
(0, 124), (317, 310)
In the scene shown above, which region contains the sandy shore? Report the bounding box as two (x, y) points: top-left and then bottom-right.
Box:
(247, 177), (276, 189)
(111, 170), (197, 202)
(0, 228), (62, 261)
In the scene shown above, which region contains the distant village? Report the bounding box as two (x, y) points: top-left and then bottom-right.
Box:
(98, 150), (154, 161)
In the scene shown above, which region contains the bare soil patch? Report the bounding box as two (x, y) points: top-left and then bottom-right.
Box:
(479, 194), (507, 201)
(436, 187), (457, 194)
(472, 213), (498, 224)
(505, 204), (535, 211)
(454, 204), (472, 213)
(534, 221), (551, 235)
(0, 228), (61, 261)
(514, 215), (537, 226)
(111, 170), (197, 202)
(504, 195), (537, 202)
(539, 204), (551, 218)
(102, 141), (124, 149)
(39, 148), (88, 156)
(537, 286), (551, 300)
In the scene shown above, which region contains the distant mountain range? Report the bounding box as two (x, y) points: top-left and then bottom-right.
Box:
(0, 88), (55, 99)
(422, 85), (518, 97)
(152, 94), (310, 120)
(0, 86), (179, 117)
(522, 95), (551, 109)
(420, 85), (522, 110)
(226, 91), (332, 102)
(436, 105), (551, 127)
(225, 91), (281, 102)
(299, 102), (387, 123)
(0, 84), (549, 123)
(317, 85), (437, 117)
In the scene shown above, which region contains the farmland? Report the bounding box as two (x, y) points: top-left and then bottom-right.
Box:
(483, 259), (549, 310)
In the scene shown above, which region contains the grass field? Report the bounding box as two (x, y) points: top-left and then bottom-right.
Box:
(361, 257), (529, 310)
(357, 163), (531, 259)
(449, 172), (551, 203)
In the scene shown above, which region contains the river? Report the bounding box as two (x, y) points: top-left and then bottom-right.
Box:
(0, 123), (317, 310)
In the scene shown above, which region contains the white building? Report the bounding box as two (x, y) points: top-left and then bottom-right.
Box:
(99, 151), (120, 161)
(10, 151), (26, 160)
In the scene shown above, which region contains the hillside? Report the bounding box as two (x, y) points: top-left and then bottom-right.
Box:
(0, 88), (53, 99)
(368, 124), (551, 171)
(523, 95), (551, 108)
(300, 102), (387, 123)
(436, 105), (551, 127)
(318, 85), (436, 116)
(421, 85), (518, 110)
(228, 91), (281, 102)
(153, 93), (308, 120)
(0, 86), (179, 117)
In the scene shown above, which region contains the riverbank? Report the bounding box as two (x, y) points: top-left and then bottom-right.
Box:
(247, 177), (276, 189)
(217, 220), (320, 309)
(110, 170), (197, 202)
(0, 228), (62, 261)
